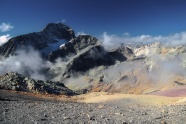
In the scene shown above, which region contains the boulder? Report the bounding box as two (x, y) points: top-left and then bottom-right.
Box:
(0, 72), (75, 95)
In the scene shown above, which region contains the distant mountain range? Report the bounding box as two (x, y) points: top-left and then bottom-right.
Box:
(0, 23), (186, 95)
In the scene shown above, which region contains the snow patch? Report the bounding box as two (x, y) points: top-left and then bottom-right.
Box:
(60, 44), (65, 48)
(41, 39), (66, 55)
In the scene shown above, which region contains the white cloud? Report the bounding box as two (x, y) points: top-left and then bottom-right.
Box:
(76, 31), (88, 36)
(99, 32), (186, 51)
(0, 23), (14, 32)
(123, 32), (130, 37)
(0, 34), (11, 46)
(0, 47), (52, 80)
(62, 19), (66, 23)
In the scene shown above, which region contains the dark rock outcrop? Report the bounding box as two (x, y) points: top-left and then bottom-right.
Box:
(63, 46), (115, 77)
(48, 35), (116, 78)
(48, 35), (99, 62)
(42, 23), (75, 41)
(48, 35), (133, 78)
(109, 46), (134, 62)
(0, 23), (75, 57)
(0, 72), (75, 95)
(0, 22), (133, 84)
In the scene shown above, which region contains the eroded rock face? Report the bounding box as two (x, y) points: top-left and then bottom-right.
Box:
(0, 72), (74, 95)
(42, 23), (75, 41)
(62, 46), (115, 78)
(0, 23), (75, 58)
(0, 23), (137, 93)
(48, 35), (131, 79)
(108, 46), (134, 62)
(134, 42), (161, 57)
(48, 35), (135, 79)
(48, 35), (100, 62)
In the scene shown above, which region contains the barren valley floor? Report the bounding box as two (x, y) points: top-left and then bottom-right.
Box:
(1, 90), (186, 124)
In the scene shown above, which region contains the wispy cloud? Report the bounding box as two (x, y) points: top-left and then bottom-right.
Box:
(99, 32), (186, 51)
(62, 19), (66, 23)
(0, 34), (11, 46)
(76, 31), (88, 36)
(123, 32), (130, 37)
(56, 19), (66, 23)
(0, 47), (52, 80)
(0, 23), (14, 32)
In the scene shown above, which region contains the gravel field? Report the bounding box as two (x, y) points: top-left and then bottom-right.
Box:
(1, 90), (186, 124)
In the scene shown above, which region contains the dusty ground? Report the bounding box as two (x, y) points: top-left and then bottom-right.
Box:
(152, 86), (186, 97)
(0, 90), (186, 124)
(77, 89), (186, 106)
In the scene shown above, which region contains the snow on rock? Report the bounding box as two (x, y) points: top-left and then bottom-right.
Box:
(41, 39), (66, 55)
(134, 42), (161, 57)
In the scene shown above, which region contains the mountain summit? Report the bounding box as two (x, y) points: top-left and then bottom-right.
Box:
(42, 23), (75, 41)
(0, 23), (75, 57)
(1, 22), (184, 95)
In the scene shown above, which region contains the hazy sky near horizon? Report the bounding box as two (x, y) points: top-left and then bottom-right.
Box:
(0, 0), (186, 37)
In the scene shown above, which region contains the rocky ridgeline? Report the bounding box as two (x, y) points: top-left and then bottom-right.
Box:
(0, 72), (74, 95)
(1, 22), (167, 94)
(48, 34), (134, 78)
(0, 23), (135, 78)
(0, 23), (75, 57)
(48, 35), (100, 61)
(134, 42), (161, 57)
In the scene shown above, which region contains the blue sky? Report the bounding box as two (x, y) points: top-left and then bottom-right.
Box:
(0, 0), (186, 38)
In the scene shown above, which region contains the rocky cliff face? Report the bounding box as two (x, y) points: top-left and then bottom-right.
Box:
(108, 46), (134, 62)
(3, 22), (182, 95)
(134, 42), (161, 57)
(48, 35), (118, 79)
(0, 23), (134, 92)
(0, 23), (75, 58)
(0, 72), (74, 95)
(48, 35), (100, 62)
(0, 23), (133, 94)
(42, 23), (75, 41)
(62, 46), (115, 78)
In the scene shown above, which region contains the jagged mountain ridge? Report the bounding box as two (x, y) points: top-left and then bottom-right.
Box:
(1, 23), (186, 95)
(0, 23), (135, 94)
(0, 23), (134, 79)
(0, 23), (75, 58)
(48, 35), (100, 61)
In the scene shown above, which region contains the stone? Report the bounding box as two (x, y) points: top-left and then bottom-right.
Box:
(0, 72), (75, 95)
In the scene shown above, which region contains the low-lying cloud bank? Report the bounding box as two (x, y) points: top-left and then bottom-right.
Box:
(0, 31), (186, 91)
(0, 47), (52, 80)
(100, 32), (186, 51)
